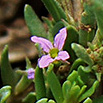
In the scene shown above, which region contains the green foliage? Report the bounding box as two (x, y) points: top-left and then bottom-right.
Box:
(24, 5), (47, 38)
(14, 75), (32, 95)
(47, 64), (63, 103)
(79, 3), (96, 47)
(14, 58), (33, 95)
(36, 98), (56, 103)
(69, 58), (85, 73)
(1, 0), (103, 103)
(22, 92), (36, 103)
(62, 70), (99, 103)
(52, 21), (65, 37)
(71, 43), (94, 66)
(1, 45), (19, 88)
(78, 66), (96, 86)
(89, 0), (103, 41)
(83, 98), (92, 103)
(35, 66), (46, 100)
(0, 86), (11, 103)
(41, 0), (67, 22)
(64, 25), (79, 62)
(78, 80), (99, 102)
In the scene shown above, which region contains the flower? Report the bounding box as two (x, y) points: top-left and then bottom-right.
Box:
(31, 27), (70, 68)
(27, 68), (35, 79)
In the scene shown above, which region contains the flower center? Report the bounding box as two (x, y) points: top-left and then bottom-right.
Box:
(49, 48), (59, 58)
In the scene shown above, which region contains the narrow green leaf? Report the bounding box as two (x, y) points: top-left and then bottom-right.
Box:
(14, 58), (33, 95)
(77, 76), (85, 87)
(79, 30), (95, 47)
(36, 98), (56, 103)
(79, 3), (96, 47)
(64, 25), (79, 62)
(22, 92), (36, 103)
(0, 86), (11, 103)
(69, 58), (85, 73)
(72, 43), (94, 66)
(24, 4), (47, 38)
(26, 57), (32, 69)
(95, 73), (101, 82)
(67, 70), (78, 83)
(42, 17), (53, 41)
(67, 85), (80, 103)
(79, 81), (99, 102)
(78, 85), (87, 99)
(82, 66), (92, 73)
(78, 66), (96, 86)
(14, 75), (32, 95)
(83, 98), (92, 103)
(36, 98), (48, 103)
(1, 45), (17, 88)
(47, 65), (63, 103)
(47, 63), (54, 72)
(62, 80), (72, 98)
(41, 0), (67, 22)
(42, 17), (53, 30)
(52, 21), (65, 37)
(35, 66), (46, 100)
(89, 0), (103, 40)
(48, 99), (56, 103)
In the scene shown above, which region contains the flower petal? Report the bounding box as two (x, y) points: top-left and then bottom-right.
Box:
(56, 51), (70, 61)
(38, 54), (54, 68)
(31, 36), (53, 53)
(27, 68), (35, 79)
(54, 27), (67, 50)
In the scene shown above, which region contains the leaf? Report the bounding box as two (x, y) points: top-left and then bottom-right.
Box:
(67, 70), (78, 83)
(14, 75), (32, 95)
(83, 97), (93, 103)
(14, 58), (33, 95)
(52, 21), (65, 37)
(42, 17), (53, 31)
(78, 80), (99, 102)
(64, 25), (79, 62)
(78, 85), (87, 98)
(69, 58), (85, 73)
(22, 92), (36, 103)
(71, 43), (94, 66)
(89, 0), (103, 40)
(79, 30), (95, 47)
(24, 5), (47, 38)
(41, 0), (67, 22)
(26, 57), (32, 69)
(82, 66), (92, 73)
(47, 65), (64, 103)
(36, 98), (56, 103)
(42, 17), (53, 41)
(1, 45), (18, 88)
(35, 66), (46, 100)
(48, 99), (56, 103)
(36, 98), (48, 103)
(95, 73), (101, 82)
(63, 83), (82, 103)
(77, 76), (85, 87)
(0, 86), (11, 103)
(62, 80), (72, 98)
(78, 66), (96, 87)
(79, 3), (96, 47)
(65, 85), (80, 103)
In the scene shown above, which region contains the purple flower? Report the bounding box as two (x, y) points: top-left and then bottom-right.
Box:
(27, 68), (35, 79)
(31, 27), (70, 68)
